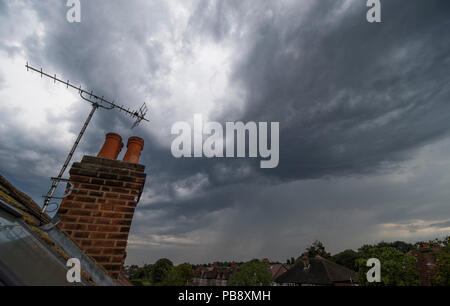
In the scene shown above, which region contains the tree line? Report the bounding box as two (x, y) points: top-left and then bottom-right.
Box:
(125, 236), (449, 286)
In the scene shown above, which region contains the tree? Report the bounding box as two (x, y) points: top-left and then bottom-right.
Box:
(431, 237), (450, 286)
(151, 258), (174, 285)
(161, 263), (195, 286)
(356, 246), (419, 286)
(306, 240), (331, 259)
(331, 249), (360, 271)
(376, 241), (415, 253)
(228, 259), (273, 286)
(176, 263), (195, 285)
(127, 264), (153, 285)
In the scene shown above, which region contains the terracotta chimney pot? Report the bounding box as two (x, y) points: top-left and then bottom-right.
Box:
(97, 133), (123, 159)
(123, 137), (144, 164)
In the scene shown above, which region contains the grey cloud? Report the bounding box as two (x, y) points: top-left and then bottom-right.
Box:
(226, 0), (450, 181)
(430, 221), (450, 229)
(1, 0), (450, 265)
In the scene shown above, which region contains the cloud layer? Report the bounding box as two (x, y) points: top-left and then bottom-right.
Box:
(0, 0), (449, 264)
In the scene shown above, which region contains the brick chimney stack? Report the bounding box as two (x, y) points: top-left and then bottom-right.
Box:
(56, 133), (146, 279)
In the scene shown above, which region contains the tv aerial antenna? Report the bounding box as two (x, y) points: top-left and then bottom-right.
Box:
(25, 62), (149, 214)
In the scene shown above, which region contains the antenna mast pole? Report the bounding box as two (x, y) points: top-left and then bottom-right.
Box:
(42, 104), (98, 214)
(25, 63), (149, 215)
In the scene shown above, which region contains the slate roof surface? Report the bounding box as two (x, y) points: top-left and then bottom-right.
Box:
(275, 256), (356, 285)
(0, 173), (116, 286)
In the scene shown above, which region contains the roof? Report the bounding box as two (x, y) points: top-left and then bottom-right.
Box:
(269, 264), (290, 279)
(0, 174), (50, 224)
(0, 174), (117, 286)
(275, 256), (356, 285)
(194, 265), (238, 280)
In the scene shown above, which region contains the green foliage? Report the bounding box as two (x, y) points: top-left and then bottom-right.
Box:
(431, 237), (450, 286)
(177, 263), (195, 284)
(375, 241), (415, 253)
(356, 246), (419, 286)
(286, 257), (295, 265)
(432, 250), (450, 286)
(228, 259), (273, 286)
(306, 240), (331, 259)
(151, 258), (174, 284)
(127, 263), (153, 283)
(161, 263), (195, 286)
(331, 249), (360, 271)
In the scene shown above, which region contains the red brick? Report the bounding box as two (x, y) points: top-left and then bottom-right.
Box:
(111, 256), (124, 263)
(61, 201), (83, 209)
(80, 240), (93, 247)
(111, 169), (130, 175)
(70, 175), (91, 183)
(92, 256), (111, 263)
(102, 248), (124, 255)
(91, 211), (102, 217)
(107, 233), (128, 240)
(105, 193), (119, 198)
(111, 219), (131, 226)
(102, 212), (124, 218)
(73, 231), (90, 239)
(124, 183), (141, 189)
(105, 180), (123, 187)
(73, 190), (88, 196)
(85, 248), (103, 255)
(102, 264), (122, 271)
(126, 201), (137, 207)
(69, 209), (91, 217)
(57, 155), (146, 280)
(106, 199), (126, 206)
(98, 225), (119, 232)
(87, 224), (98, 231)
(89, 191), (104, 197)
(118, 176), (137, 182)
(62, 223), (86, 231)
(83, 203), (98, 210)
(120, 226), (131, 233)
(94, 218), (111, 225)
(80, 184), (101, 191)
(100, 204), (114, 211)
(116, 241), (127, 247)
(119, 195), (135, 201)
(92, 240), (115, 247)
(60, 215), (78, 223)
(79, 216), (94, 223)
(99, 173), (118, 180)
(90, 178), (105, 185)
(74, 196), (96, 203)
(91, 232), (107, 239)
(115, 206), (134, 213)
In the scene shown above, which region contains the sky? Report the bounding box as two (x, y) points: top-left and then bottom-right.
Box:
(0, 0), (449, 265)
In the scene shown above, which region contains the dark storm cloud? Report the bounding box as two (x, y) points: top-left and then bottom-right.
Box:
(26, 0), (450, 190)
(1, 0), (450, 264)
(430, 221), (450, 229)
(223, 0), (450, 180)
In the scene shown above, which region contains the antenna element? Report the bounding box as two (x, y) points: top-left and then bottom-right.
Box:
(25, 62), (150, 215)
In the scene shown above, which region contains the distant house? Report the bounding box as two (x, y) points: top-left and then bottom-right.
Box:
(275, 254), (357, 286)
(0, 133), (145, 286)
(268, 263), (291, 281)
(192, 261), (290, 286)
(409, 243), (440, 286)
(192, 263), (239, 286)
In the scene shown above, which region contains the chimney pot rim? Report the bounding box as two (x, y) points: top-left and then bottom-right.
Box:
(127, 137), (144, 147)
(105, 133), (123, 141)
